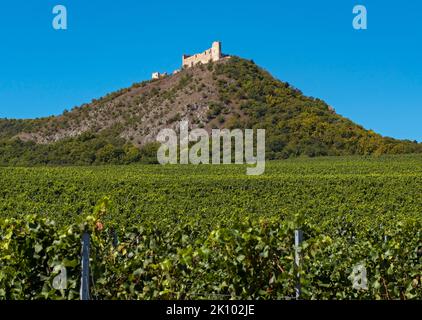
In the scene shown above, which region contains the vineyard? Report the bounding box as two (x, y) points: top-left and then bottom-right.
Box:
(0, 155), (421, 299)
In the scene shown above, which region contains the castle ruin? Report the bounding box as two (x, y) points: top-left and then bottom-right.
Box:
(151, 72), (167, 80)
(182, 41), (222, 68)
(152, 41), (226, 79)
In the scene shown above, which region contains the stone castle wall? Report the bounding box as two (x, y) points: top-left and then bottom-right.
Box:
(182, 41), (222, 68)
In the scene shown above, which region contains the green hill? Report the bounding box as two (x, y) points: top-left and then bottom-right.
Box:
(0, 57), (420, 165)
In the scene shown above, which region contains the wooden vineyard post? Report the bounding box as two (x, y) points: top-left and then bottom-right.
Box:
(80, 231), (90, 300)
(294, 229), (303, 300)
(113, 228), (119, 248)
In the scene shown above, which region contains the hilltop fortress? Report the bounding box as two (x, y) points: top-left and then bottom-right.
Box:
(152, 41), (228, 79)
(182, 41), (224, 68)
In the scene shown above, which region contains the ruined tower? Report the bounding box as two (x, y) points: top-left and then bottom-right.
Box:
(182, 41), (223, 68)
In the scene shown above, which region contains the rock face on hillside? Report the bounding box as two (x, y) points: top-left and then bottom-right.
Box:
(0, 57), (420, 165)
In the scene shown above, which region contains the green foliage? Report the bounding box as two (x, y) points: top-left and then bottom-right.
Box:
(0, 156), (420, 299)
(1, 212), (420, 300)
(0, 215), (81, 299)
(214, 57), (422, 158)
(207, 102), (225, 119)
(0, 131), (156, 166)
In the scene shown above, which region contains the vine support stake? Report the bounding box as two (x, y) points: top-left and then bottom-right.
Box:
(113, 228), (119, 248)
(80, 231), (91, 300)
(294, 229), (303, 300)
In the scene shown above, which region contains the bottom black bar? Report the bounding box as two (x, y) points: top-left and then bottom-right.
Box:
(0, 300), (415, 319)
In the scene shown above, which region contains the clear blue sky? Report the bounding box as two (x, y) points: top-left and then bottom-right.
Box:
(0, 0), (421, 141)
